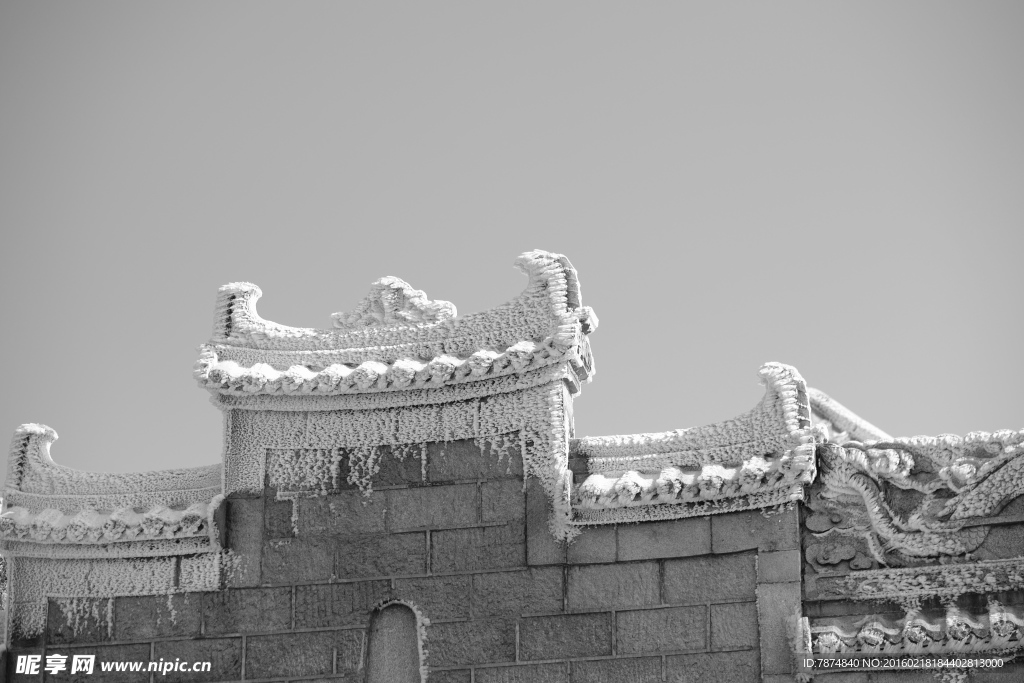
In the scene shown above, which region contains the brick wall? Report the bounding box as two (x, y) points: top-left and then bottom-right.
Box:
(4, 432), (807, 683)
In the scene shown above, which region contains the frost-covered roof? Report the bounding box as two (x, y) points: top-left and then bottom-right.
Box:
(571, 363), (816, 523)
(194, 250), (597, 396)
(804, 602), (1024, 656)
(1, 424), (221, 555)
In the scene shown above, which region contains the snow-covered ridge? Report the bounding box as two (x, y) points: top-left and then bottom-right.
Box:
(571, 363), (816, 523)
(196, 250), (597, 396)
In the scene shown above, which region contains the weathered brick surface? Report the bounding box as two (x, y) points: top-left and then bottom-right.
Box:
(566, 525), (616, 564)
(526, 476), (566, 565)
(663, 552), (756, 604)
(264, 496), (295, 539)
(202, 586), (292, 634)
(617, 517), (711, 561)
(46, 598), (111, 645)
(519, 612), (612, 660)
(43, 644), (151, 683)
(756, 581), (801, 676)
(428, 670), (473, 683)
(472, 568), (563, 617)
(388, 484), (478, 531)
(113, 594), (202, 640)
(426, 619), (516, 667)
(757, 549), (802, 584)
(262, 537), (335, 584)
(665, 649), (760, 683)
(712, 508), (799, 553)
(294, 580), (391, 628)
(394, 575), (472, 621)
(431, 522), (525, 573)
(427, 439), (524, 482)
(363, 445), (425, 487)
(246, 629), (363, 679)
(226, 495), (265, 587)
(711, 601), (758, 650)
(808, 674), (867, 683)
(335, 532), (428, 578)
(569, 656), (662, 683)
(152, 637), (242, 683)
(616, 605), (706, 654)
(969, 664), (1024, 682)
(295, 490), (387, 536)
(566, 562), (660, 611)
(476, 662), (568, 683)
(869, 673), (940, 683)
(482, 479), (526, 523)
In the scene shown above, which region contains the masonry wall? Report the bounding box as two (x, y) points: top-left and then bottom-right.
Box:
(4, 433), (804, 683)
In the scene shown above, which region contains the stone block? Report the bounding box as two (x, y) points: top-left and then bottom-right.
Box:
(294, 580), (391, 628)
(431, 522), (525, 573)
(245, 629), (363, 679)
(617, 517), (711, 561)
(663, 552), (756, 604)
(665, 649), (760, 683)
(295, 490), (387, 536)
(225, 496), (265, 586)
(388, 484), (479, 531)
(757, 549), (802, 584)
(482, 479), (526, 524)
(394, 575), (472, 621)
(427, 439), (524, 482)
(202, 586), (292, 634)
(970, 663), (1024, 682)
(519, 613), (611, 660)
(264, 496), (295, 539)
(113, 593), (201, 640)
(426, 619), (516, 667)
(153, 637), (242, 683)
(616, 605), (706, 654)
(428, 670), (473, 683)
(476, 662), (568, 683)
(335, 532), (428, 579)
(566, 562), (660, 611)
(710, 601), (758, 650)
(804, 674), (867, 683)
(756, 581), (801, 676)
(712, 508), (799, 553)
(46, 598), (112, 645)
(367, 444), (425, 487)
(526, 476), (566, 566)
(869, 673), (940, 683)
(568, 657), (662, 683)
(472, 568), (563, 617)
(43, 644), (151, 683)
(262, 536), (335, 584)
(566, 524), (616, 564)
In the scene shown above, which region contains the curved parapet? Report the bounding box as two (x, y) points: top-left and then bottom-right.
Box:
(2, 424), (222, 556)
(571, 363), (817, 524)
(195, 250), (598, 398)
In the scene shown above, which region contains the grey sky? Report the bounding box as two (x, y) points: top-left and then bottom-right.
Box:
(1, 2), (1021, 483)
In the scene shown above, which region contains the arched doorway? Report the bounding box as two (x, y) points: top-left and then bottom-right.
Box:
(365, 602), (423, 682)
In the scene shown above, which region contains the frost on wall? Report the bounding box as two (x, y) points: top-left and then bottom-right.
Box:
(571, 362), (816, 524)
(0, 425), (225, 638)
(205, 251), (595, 540)
(804, 390), (1024, 571)
(797, 390), (1024, 668)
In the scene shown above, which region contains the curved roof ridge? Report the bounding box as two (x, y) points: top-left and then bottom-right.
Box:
(6, 424), (221, 500)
